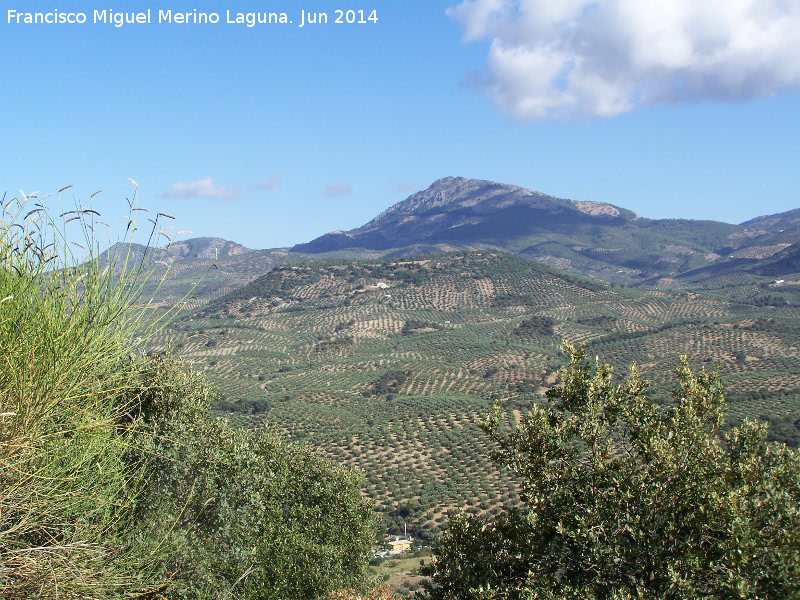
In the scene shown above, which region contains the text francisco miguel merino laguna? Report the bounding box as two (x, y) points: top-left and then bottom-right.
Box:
(7, 9), (379, 27)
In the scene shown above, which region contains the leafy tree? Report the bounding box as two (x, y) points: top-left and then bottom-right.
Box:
(514, 316), (556, 337)
(130, 355), (376, 600)
(422, 342), (800, 599)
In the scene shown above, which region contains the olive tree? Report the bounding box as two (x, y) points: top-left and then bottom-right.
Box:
(422, 343), (800, 600)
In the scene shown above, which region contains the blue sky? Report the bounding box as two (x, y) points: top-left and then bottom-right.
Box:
(3, 0), (800, 249)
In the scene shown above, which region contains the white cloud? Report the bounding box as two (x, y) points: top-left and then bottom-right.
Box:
(447, 0), (800, 119)
(252, 175), (282, 191)
(325, 182), (352, 197)
(160, 177), (239, 200)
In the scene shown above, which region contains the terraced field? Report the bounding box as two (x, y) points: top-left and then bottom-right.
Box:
(155, 251), (800, 539)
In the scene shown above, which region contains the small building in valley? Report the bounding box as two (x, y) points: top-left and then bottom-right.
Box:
(388, 538), (413, 554)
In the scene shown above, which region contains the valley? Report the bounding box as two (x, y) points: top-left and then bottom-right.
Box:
(149, 250), (800, 539)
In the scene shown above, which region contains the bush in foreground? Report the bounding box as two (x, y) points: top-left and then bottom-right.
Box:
(422, 342), (800, 599)
(130, 355), (376, 599)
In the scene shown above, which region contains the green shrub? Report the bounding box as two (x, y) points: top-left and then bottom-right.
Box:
(423, 342), (800, 599)
(514, 316), (556, 337)
(129, 355), (376, 599)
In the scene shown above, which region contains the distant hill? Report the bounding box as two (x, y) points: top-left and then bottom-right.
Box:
(162, 237), (253, 260)
(741, 208), (800, 234)
(292, 176), (636, 254)
(291, 177), (800, 285)
(99, 238), (312, 309)
(748, 242), (800, 278)
(100, 236), (252, 269)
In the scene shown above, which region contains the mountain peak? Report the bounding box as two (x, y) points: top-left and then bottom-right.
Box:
(366, 177), (559, 226)
(292, 176), (635, 255)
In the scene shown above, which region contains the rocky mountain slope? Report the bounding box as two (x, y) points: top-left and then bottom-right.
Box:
(290, 177), (800, 285)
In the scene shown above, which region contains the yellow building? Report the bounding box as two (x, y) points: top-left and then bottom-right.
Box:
(388, 539), (412, 554)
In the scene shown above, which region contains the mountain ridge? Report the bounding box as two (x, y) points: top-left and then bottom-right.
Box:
(113, 176), (800, 295)
(289, 177), (800, 284)
(363, 176), (631, 226)
(293, 177), (637, 256)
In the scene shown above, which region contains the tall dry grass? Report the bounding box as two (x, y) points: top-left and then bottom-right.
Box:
(0, 184), (186, 598)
